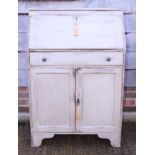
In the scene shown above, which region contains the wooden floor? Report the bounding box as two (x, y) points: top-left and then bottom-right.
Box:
(18, 122), (136, 155)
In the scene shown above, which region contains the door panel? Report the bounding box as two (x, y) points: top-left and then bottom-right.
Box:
(30, 68), (75, 132)
(76, 68), (123, 133)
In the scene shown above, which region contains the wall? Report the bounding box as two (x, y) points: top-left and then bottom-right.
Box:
(18, 0), (136, 112)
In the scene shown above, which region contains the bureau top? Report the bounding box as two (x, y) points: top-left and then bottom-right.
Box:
(29, 10), (126, 51)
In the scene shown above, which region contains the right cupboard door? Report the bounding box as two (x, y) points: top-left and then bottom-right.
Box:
(76, 68), (123, 133)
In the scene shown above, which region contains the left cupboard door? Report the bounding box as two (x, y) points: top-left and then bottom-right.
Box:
(30, 67), (75, 133)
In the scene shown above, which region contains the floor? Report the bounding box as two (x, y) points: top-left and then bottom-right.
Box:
(19, 122), (136, 155)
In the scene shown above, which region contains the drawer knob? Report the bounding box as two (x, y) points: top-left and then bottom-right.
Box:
(42, 57), (47, 62)
(106, 57), (111, 62)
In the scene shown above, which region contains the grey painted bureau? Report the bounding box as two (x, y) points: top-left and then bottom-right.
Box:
(28, 9), (126, 147)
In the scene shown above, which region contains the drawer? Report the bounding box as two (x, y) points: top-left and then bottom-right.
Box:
(30, 52), (123, 66)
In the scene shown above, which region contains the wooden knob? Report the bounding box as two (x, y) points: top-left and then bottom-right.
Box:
(106, 57), (111, 62)
(42, 57), (47, 62)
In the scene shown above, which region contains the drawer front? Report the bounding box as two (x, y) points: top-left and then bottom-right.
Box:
(30, 52), (123, 66)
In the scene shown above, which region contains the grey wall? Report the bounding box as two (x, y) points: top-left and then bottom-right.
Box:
(18, 0), (136, 87)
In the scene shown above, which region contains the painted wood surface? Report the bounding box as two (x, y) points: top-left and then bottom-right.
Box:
(30, 67), (75, 132)
(19, 51), (135, 69)
(18, 33), (28, 52)
(18, 33), (136, 52)
(124, 70), (136, 87)
(28, 10), (127, 147)
(125, 52), (136, 69)
(18, 0), (136, 14)
(124, 14), (136, 33)
(18, 14), (136, 33)
(18, 0), (136, 87)
(19, 69), (135, 87)
(18, 52), (27, 69)
(18, 14), (135, 51)
(126, 33), (136, 52)
(29, 11), (125, 50)
(18, 69), (28, 86)
(76, 68), (122, 133)
(30, 52), (123, 66)
(29, 66), (124, 147)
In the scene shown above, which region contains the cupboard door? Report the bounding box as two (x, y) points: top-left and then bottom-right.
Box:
(30, 68), (75, 132)
(76, 68), (123, 133)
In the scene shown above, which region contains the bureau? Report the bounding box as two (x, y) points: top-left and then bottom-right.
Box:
(28, 9), (126, 147)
